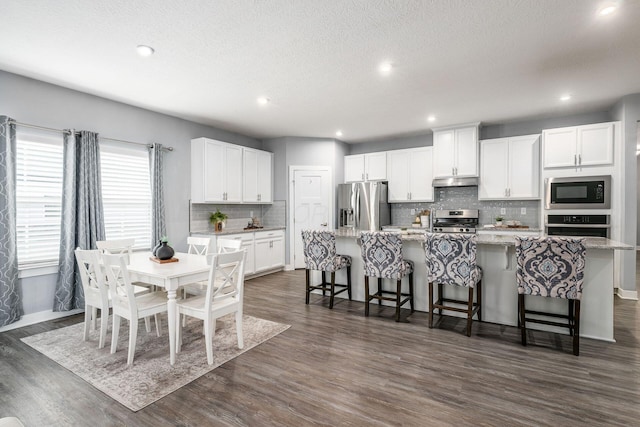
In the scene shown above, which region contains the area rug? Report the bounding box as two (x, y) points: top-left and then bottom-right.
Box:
(21, 314), (289, 411)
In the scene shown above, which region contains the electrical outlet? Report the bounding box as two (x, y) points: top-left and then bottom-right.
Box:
(250, 211), (254, 218)
(500, 208), (506, 215)
(521, 207), (526, 215)
(410, 208), (416, 215)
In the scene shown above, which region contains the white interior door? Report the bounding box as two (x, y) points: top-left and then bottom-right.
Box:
(291, 167), (332, 269)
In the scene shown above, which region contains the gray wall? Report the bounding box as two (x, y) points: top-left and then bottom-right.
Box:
(611, 94), (640, 293)
(0, 70), (261, 317)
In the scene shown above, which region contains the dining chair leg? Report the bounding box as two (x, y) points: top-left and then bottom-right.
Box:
(364, 276), (370, 317)
(154, 314), (161, 337)
(428, 282), (434, 329)
(235, 311), (244, 349)
(466, 286), (474, 337)
(91, 307), (98, 331)
(329, 272), (336, 309)
(205, 315), (214, 365)
(347, 266), (352, 300)
(111, 315), (121, 354)
(127, 319), (138, 365)
(83, 305), (91, 342)
(305, 269), (311, 304)
(144, 316), (152, 333)
(99, 308), (108, 349)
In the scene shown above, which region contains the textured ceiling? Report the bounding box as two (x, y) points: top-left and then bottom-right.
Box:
(1, 0), (639, 142)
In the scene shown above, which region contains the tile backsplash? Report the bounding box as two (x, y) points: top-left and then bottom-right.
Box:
(190, 200), (286, 233)
(391, 186), (540, 227)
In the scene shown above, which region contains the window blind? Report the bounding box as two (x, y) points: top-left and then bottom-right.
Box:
(15, 130), (64, 267)
(100, 142), (152, 250)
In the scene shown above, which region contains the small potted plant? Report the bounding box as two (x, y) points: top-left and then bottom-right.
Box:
(495, 216), (504, 226)
(209, 209), (228, 232)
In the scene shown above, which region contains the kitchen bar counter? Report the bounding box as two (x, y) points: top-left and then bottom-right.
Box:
(190, 226), (286, 236)
(325, 228), (631, 341)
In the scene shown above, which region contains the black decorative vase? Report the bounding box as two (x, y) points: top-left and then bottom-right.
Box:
(152, 241), (162, 257)
(156, 242), (175, 260)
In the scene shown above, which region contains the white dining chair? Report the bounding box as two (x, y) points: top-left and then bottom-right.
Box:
(96, 238), (135, 263)
(182, 237), (241, 299)
(75, 248), (152, 349)
(176, 249), (246, 365)
(103, 253), (168, 365)
(187, 236), (211, 255)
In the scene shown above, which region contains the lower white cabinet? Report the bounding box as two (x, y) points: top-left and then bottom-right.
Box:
(254, 230), (285, 273)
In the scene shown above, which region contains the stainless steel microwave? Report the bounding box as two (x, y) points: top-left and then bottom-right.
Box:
(545, 175), (611, 209)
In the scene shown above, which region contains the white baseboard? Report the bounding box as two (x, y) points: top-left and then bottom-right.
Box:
(616, 288), (638, 300)
(285, 264), (295, 271)
(0, 308), (83, 333)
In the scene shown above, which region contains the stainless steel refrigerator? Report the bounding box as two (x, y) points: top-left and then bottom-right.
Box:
(338, 182), (391, 231)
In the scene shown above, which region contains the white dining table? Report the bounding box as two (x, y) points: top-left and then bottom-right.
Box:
(127, 251), (210, 365)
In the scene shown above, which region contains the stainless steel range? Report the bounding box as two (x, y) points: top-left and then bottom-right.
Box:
(432, 209), (479, 233)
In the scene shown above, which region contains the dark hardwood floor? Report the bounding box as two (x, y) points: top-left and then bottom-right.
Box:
(1, 269), (639, 426)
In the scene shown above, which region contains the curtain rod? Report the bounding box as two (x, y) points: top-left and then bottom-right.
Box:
(8, 120), (174, 152)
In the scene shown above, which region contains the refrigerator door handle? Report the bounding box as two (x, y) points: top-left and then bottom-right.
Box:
(355, 186), (361, 229)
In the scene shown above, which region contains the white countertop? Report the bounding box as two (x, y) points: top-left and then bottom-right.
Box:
(191, 226), (285, 236)
(334, 228), (633, 250)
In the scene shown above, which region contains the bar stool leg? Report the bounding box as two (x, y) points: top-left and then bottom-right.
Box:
(347, 266), (352, 300)
(364, 276), (370, 317)
(395, 279), (402, 322)
(477, 280), (482, 322)
(321, 272), (327, 296)
(329, 272), (336, 309)
(437, 283), (444, 315)
(305, 269), (311, 305)
(518, 294), (527, 346)
(409, 272), (415, 313)
(428, 282), (434, 328)
(466, 286), (474, 337)
(573, 300), (581, 356)
(568, 299), (575, 336)
(377, 278), (383, 305)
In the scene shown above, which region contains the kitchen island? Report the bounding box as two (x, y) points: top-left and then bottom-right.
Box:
(322, 229), (632, 341)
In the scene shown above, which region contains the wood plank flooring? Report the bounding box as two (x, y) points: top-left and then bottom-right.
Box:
(1, 269), (639, 426)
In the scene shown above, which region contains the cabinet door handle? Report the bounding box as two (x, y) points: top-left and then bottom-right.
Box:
(508, 188), (511, 197)
(362, 173), (364, 180)
(409, 192), (412, 200)
(578, 154), (582, 165)
(407, 192), (410, 200)
(366, 173), (369, 180)
(504, 188), (507, 197)
(574, 154), (577, 166)
(320, 222), (327, 227)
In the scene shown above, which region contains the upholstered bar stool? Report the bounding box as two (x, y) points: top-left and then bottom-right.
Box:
(424, 233), (482, 337)
(301, 230), (352, 309)
(360, 231), (414, 322)
(515, 236), (586, 356)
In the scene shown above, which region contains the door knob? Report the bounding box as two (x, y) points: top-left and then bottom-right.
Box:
(320, 222), (328, 227)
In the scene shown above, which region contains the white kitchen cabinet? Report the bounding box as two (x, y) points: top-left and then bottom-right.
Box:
(344, 152), (387, 182)
(432, 124), (479, 178)
(542, 122), (613, 169)
(479, 134), (540, 200)
(242, 148), (273, 203)
(191, 138), (243, 203)
(387, 147), (434, 202)
(254, 230), (285, 273)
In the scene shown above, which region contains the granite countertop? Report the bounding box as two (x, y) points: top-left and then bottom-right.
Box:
(335, 228), (633, 250)
(191, 226), (286, 236)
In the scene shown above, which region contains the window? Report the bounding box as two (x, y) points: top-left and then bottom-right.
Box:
(100, 142), (152, 250)
(16, 128), (64, 268)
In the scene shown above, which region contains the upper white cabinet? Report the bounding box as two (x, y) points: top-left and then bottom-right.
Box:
(344, 152), (387, 182)
(387, 147), (434, 202)
(542, 122), (614, 169)
(243, 148), (273, 203)
(191, 138), (243, 203)
(432, 124), (480, 178)
(479, 134), (540, 200)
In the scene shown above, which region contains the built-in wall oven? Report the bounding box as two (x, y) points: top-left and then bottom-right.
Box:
(545, 175), (611, 210)
(545, 214), (610, 238)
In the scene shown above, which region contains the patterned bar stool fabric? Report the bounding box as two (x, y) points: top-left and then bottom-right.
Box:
(515, 236), (586, 356)
(301, 230), (352, 309)
(360, 231), (414, 322)
(424, 233), (482, 336)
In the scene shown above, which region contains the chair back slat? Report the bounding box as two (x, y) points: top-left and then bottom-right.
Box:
(424, 233), (479, 288)
(102, 253), (138, 316)
(515, 236), (586, 300)
(205, 249), (246, 309)
(97, 239), (135, 263)
(188, 236), (211, 255)
(75, 248), (109, 305)
(217, 238), (242, 253)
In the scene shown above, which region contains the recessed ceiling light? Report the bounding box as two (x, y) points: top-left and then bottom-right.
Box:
(335, 130), (343, 137)
(560, 94), (572, 102)
(427, 115), (436, 122)
(379, 62), (393, 75)
(599, 5), (617, 16)
(257, 97), (270, 106)
(136, 45), (155, 57)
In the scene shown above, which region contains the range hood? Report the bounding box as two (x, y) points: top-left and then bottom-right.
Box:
(432, 176), (479, 188)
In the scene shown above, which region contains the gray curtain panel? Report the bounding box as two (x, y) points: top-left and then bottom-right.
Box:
(54, 130), (105, 311)
(0, 116), (22, 327)
(149, 143), (166, 246)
